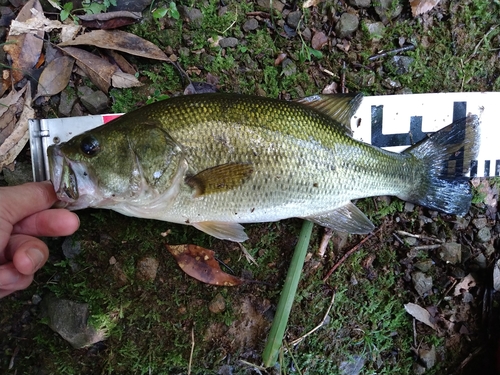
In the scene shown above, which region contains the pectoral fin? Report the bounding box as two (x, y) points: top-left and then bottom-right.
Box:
(185, 163), (253, 197)
(304, 202), (375, 234)
(295, 94), (362, 134)
(192, 221), (249, 242)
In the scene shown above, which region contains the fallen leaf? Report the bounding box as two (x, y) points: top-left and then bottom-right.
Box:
(61, 47), (117, 93)
(111, 71), (143, 88)
(410, 0), (441, 16)
(104, 50), (137, 75)
(0, 84), (33, 169)
(0, 86), (26, 144)
(166, 244), (244, 286)
(60, 23), (82, 43)
(35, 56), (74, 98)
(79, 11), (142, 29)
(311, 31), (328, 50)
(59, 30), (171, 62)
(3, 0), (44, 84)
(9, 8), (63, 35)
(303, 0), (324, 8)
(183, 82), (217, 95)
(453, 273), (477, 296)
(404, 302), (437, 330)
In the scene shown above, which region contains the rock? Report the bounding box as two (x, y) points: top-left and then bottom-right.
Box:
(473, 253), (487, 268)
(412, 271), (433, 296)
(179, 5), (203, 25)
(58, 89), (76, 117)
(339, 354), (365, 375)
(454, 217), (470, 230)
(136, 257), (159, 281)
(208, 293), (226, 314)
(62, 236), (82, 259)
(281, 58), (296, 77)
(335, 13), (359, 38)
(404, 202), (415, 212)
(350, 0), (371, 7)
(242, 18), (258, 32)
(301, 27), (312, 41)
(311, 31), (328, 50)
(414, 260), (433, 272)
(472, 217), (488, 229)
(439, 242), (461, 264)
(70, 102), (84, 117)
(79, 89), (109, 114)
(374, 0), (403, 23)
(219, 37), (238, 48)
(391, 56), (414, 74)
(32, 294), (42, 305)
(2, 161), (33, 185)
(286, 10), (302, 29)
(256, 0), (285, 12)
(419, 346), (436, 369)
(477, 227), (491, 243)
(382, 77), (402, 89)
(405, 237), (417, 246)
(41, 295), (107, 349)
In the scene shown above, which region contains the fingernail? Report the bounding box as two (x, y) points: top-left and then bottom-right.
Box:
(0, 267), (20, 287)
(27, 248), (45, 270)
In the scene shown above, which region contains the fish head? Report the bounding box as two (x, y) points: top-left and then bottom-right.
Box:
(48, 120), (185, 210)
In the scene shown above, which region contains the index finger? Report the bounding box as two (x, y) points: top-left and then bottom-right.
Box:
(0, 181), (57, 225)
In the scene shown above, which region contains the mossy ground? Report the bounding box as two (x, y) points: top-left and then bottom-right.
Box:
(2, 0), (500, 374)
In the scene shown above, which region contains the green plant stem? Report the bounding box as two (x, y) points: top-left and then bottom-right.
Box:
(262, 220), (314, 368)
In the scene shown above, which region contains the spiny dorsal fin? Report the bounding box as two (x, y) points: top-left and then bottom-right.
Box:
(304, 202), (375, 234)
(185, 163), (254, 197)
(295, 93), (363, 134)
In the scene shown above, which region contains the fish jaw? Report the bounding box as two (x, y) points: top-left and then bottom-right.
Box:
(48, 145), (103, 210)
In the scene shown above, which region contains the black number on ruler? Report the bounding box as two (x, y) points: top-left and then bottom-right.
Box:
(371, 101), (469, 177)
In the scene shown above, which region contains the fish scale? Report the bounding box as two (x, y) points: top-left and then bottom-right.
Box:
(48, 93), (479, 242)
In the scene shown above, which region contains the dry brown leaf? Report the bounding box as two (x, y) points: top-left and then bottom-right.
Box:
(311, 31), (328, 50)
(0, 86), (26, 144)
(410, 0), (441, 16)
(9, 8), (63, 35)
(35, 56), (74, 98)
(61, 47), (117, 93)
(454, 274), (477, 296)
(105, 50), (137, 75)
(111, 71), (143, 88)
(166, 244), (244, 286)
(3, 0), (44, 84)
(0, 85), (33, 169)
(404, 302), (437, 330)
(79, 11), (142, 30)
(59, 30), (170, 62)
(303, 0), (324, 8)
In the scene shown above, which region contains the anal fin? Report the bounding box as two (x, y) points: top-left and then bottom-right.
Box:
(192, 221), (249, 242)
(304, 202), (375, 234)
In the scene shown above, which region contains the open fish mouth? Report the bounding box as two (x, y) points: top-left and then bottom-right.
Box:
(48, 145), (79, 203)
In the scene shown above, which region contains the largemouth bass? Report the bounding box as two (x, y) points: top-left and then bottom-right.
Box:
(48, 93), (479, 242)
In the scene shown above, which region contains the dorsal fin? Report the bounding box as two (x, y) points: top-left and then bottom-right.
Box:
(295, 93), (363, 133)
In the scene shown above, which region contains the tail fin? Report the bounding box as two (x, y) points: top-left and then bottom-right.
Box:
(399, 115), (480, 216)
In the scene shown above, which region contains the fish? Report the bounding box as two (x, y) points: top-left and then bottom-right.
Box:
(48, 93), (480, 242)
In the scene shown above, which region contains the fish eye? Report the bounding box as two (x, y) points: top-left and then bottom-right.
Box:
(80, 135), (101, 157)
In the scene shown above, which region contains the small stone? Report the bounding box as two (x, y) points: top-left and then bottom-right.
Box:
(485, 244), (495, 257)
(256, 0), (284, 12)
(374, 0), (403, 23)
(58, 89), (76, 117)
(301, 27), (312, 41)
(419, 346), (436, 369)
(335, 13), (359, 39)
(62, 236), (82, 259)
(32, 294), (42, 305)
(382, 77), (402, 89)
(454, 216), (470, 230)
(439, 242), (462, 264)
(219, 37), (238, 48)
(109, 256), (117, 265)
(286, 10), (302, 29)
(2, 161), (33, 185)
(405, 237), (417, 246)
(414, 260), (433, 272)
(79, 89), (109, 114)
(281, 58), (296, 77)
(242, 18), (258, 32)
(473, 253), (487, 268)
(472, 217), (488, 229)
(350, 0), (371, 7)
(179, 5), (203, 25)
(311, 31), (328, 50)
(391, 56), (414, 74)
(404, 202), (415, 212)
(412, 271), (433, 296)
(136, 257), (159, 281)
(208, 293), (226, 314)
(477, 227), (491, 243)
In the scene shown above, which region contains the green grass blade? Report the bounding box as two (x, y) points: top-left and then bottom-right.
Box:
(262, 220), (314, 368)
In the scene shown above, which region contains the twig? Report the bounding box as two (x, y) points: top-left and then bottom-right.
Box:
(288, 291), (336, 346)
(368, 44), (416, 61)
(412, 244), (441, 251)
(465, 25), (499, 63)
(323, 229), (380, 282)
(396, 230), (443, 243)
(188, 327), (194, 375)
(283, 341), (303, 375)
(317, 228), (334, 257)
(238, 243), (257, 266)
(239, 359), (266, 372)
(340, 61), (346, 93)
(457, 346), (483, 370)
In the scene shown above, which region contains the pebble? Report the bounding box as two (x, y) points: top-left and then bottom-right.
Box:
(381, 77), (402, 89)
(79, 89), (109, 114)
(136, 257), (159, 282)
(349, 0), (371, 7)
(374, 0), (403, 23)
(219, 37), (238, 48)
(281, 58), (296, 77)
(454, 217), (470, 230)
(179, 5), (203, 25)
(404, 202), (415, 212)
(473, 253), (487, 269)
(476, 227), (491, 243)
(208, 293), (226, 314)
(242, 18), (258, 32)
(391, 56), (414, 75)
(472, 217), (488, 230)
(364, 21), (385, 42)
(58, 89), (76, 117)
(414, 260), (433, 272)
(286, 10), (302, 29)
(439, 242), (461, 264)
(412, 271), (433, 296)
(335, 13), (359, 39)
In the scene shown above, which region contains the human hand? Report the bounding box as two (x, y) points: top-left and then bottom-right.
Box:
(0, 181), (80, 298)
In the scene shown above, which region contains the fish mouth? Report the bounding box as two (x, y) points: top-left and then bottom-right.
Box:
(48, 145), (79, 204)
